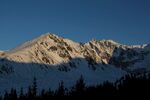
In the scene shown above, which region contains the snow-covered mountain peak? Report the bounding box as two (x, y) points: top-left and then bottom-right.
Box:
(0, 51), (4, 56)
(144, 44), (150, 51)
(8, 33), (62, 52)
(89, 39), (119, 45)
(37, 33), (60, 41)
(0, 33), (149, 67)
(0, 32), (149, 94)
(0, 51), (3, 53)
(100, 39), (120, 45)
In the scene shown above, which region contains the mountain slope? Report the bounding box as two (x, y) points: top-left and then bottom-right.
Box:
(0, 33), (149, 94)
(1, 33), (148, 68)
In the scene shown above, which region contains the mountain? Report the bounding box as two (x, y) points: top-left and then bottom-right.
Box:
(0, 33), (150, 94)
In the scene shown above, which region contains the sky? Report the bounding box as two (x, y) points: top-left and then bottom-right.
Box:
(0, 0), (150, 50)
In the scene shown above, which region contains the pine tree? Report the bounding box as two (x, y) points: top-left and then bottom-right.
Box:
(0, 96), (2, 100)
(75, 75), (85, 94)
(48, 88), (54, 97)
(19, 88), (25, 100)
(8, 88), (18, 100)
(41, 89), (45, 98)
(55, 81), (65, 96)
(70, 75), (86, 96)
(32, 77), (37, 97)
(4, 91), (9, 100)
(27, 86), (33, 99)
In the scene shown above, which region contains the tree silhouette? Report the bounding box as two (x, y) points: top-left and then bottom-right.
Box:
(4, 91), (9, 100)
(27, 86), (33, 99)
(9, 88), (17, 100)
(19, 88), (25, 100)
(32, 77), (37, 97)
(1, 72), (150, 98)
(70, 75), (86, 96)
(55, 81), (66, 96)
(0, 96), (2, 100)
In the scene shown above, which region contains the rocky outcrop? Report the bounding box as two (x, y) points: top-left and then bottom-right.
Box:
(0, 33), (149, 70)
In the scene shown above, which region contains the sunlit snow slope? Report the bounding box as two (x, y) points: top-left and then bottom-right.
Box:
(0, 33), (149, 94)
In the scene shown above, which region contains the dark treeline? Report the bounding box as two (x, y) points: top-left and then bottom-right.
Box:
(1, 73), (150, 99)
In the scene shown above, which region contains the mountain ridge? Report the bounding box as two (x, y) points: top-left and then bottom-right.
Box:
(2, 33), (147, 52)
(0, 32), (149, 94)
(0, 33), (149, 68)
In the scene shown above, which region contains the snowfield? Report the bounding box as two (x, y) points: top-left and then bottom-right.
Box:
(0, 33), (149, 95)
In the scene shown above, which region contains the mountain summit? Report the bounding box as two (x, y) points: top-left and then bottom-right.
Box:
(0, 33), (150, 93)
(1, 33), (148, 67)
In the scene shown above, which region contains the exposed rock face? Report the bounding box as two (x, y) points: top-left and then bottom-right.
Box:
(0, 33), (149, 71)
(0, 33), (149, 94)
